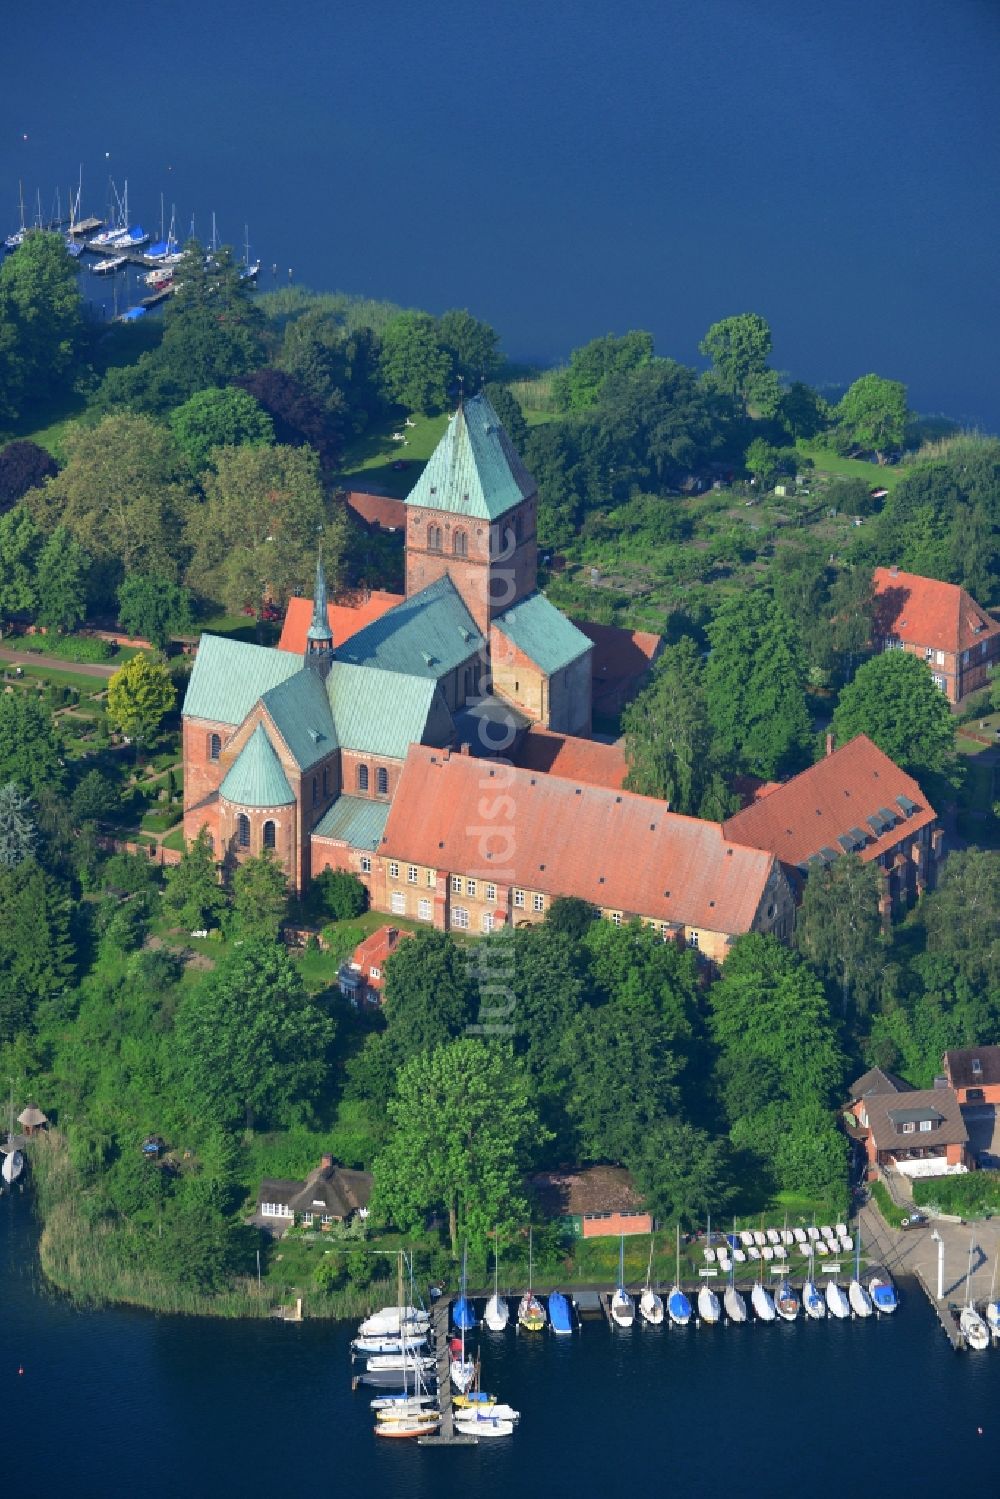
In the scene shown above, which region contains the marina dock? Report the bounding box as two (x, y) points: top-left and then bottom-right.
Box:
(417, 1298), (477, 1447)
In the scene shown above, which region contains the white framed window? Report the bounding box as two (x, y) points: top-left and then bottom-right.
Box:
(486, 883), (497, 902)
(466, 878), (477, 897)
(513, 889), (525, 908)
(426, 869), (435, 886)
(935, 649), (945, 666)
(932, 674), (946, 691)
(611, 911), (622, 927)
(688, 929), (700, 949)
(919, 1119), (932, 1132)
(407, 865), (418, 884)
(481, 911), (495, 933)
(389, 861), (399, 879)
(360, 855), (371, 874)
(370, 967), (380, 980)
(418, 898), (432, 922)
(452, 905), (469, 930)
(902, 1121), (915, 1134)
(390, 891), (405, 915)
(532, 893), (544, 913)
(451, 874), (463, 894)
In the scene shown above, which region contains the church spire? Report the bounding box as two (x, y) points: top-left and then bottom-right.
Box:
(305, 545), (333, 664)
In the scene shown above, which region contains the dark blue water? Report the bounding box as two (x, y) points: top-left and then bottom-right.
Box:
(3, 0), (999, 427)
(3, 1191), (1000, 1497)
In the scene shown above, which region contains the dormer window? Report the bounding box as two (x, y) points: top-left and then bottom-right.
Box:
(972, 1058), (983, 1076)
(919, 1119), (932, 1132)
(902, 1121), (915, 1134)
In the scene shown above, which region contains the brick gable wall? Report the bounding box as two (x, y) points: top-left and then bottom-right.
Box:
(405, 498), (538, 633)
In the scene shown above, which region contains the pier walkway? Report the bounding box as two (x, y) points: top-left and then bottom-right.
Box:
(417, 1298), (477, 1448)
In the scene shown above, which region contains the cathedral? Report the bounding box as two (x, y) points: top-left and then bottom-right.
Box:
(181, 391), (794, 957)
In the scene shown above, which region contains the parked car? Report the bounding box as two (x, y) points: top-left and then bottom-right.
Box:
(900, 1212), (928, 1231)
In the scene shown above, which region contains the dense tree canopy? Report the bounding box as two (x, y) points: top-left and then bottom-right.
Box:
(106, 654), (176, 747)
(117, 572), (194, 650)
(169, 386), (275, 472)
(0, 439), (58, 510)
(834, 374), (908, 461)
(551, 330), (654, 412)
(0, 233), (85, 421)
(795, 855), (883, 1017)
(705, 590), (812, 778)
(623, 636), (734, 817)
(832, 651), (956, 784)
(379, 311), (453, 413)
(699, 313), (777, 414)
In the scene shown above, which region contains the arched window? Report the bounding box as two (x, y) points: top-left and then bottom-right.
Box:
(209, 733), (221, 761)
(312, 776), (319, 807)
(452, 529), (467, 558)
(263, 820), (276, 850)
(237, 813), (250, 848)
(376, 766), (389, 796)
(357, 764), (369, 792)
(428, 525), (442, 552)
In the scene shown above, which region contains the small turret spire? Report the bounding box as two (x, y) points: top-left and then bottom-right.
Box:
(306, 544), (333, 662)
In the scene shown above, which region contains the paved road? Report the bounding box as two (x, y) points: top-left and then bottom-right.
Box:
(862, 1198), (1000, 1304)
(0, 646), (115, 679)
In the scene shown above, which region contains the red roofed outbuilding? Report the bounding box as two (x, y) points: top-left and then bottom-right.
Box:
(872, 566), (1000, 705)
(338, 924), (414, 1006)
(723, 734), (941, 923)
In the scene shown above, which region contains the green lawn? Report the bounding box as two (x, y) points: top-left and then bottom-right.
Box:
(161, 827), (186, 853)
(797, 442), (903, 487)
(336, 406), (556, 499)
(3, 662), (109, 694)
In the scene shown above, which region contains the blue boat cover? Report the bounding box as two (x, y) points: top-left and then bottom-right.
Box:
(453, 1295), (477, 1331)
(668, 1289), (691, 1318)
(121, 307), (147, 321)
(872, 1285), (896, 1309)
(548, 1291), (573, 1332)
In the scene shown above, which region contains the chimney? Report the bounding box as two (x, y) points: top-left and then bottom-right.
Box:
(321, 1153), (334, 1171)
(889, 565), (899, 577)
(460, 742), (471, 756)
(826, 732), (834, 757)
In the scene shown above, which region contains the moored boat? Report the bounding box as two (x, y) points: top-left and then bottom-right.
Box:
(1, 1147), (24, 1184)
(960, 1305), (990, 1351)
(775, 1279), (799, 1322)
(802, 1280), (826, 1320)
(92, 255), (126, 275)
(751, 1283), (776, 1323)
(868, 1275), (898, 1315)
(697, 1284), (721, 1324)
(825, 1280), (850, 1319)
(454, 1393), (520, 1421)
(668, 1227), (691, 1326)
(518, 1227), (546, 1331)
(352, 1334), (427, 1357)
(849, 1221), (872, 1317)
(639, 1239), (664, 1325)
(724, 1285), (747, 1323)
(548, 1290), (574, 1335)
(454, 1412), (514, 1438)
(358, 1306), (429, 1338)
(366, 1353), (436, 1373)
(484, 1235), (510, 1331)
(610, 1237), (634, 1327)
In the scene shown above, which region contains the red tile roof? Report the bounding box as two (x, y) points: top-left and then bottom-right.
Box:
(382, 745), (779, 935)
(722, 735), (937, 872)
(344, 491), (407, 532)
(873, 567), (1000, 655)
(351, 924), (414, 988)
(573, 620), (662, 705)
(512, 727), (628, 790)
(277, 590), (404, 654)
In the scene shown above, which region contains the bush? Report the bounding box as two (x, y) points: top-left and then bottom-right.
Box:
(870, 1180), (909, 1229)
(22, 632), (115, 664)
(912, 1172), (1000, 1219)
(311, 868), (368, 922)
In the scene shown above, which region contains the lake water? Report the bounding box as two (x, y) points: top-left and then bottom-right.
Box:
(3, 0), (999, 428)
(3, 1190), (1000, 1498)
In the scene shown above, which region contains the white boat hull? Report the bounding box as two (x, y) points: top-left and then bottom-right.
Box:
(802, 1282), (826, 1320)
(961, 1308), (990, 1351)
(450, 1358), (476, 1393)
(454, 1415), (514, 1437)
(751, 1285), (776, 1322)
(358, 1308), (430, 1338)
(610, 1289), (634, 1327)
(455, 1398), (520, 1421)
(826, 1281), (850, 1319)
(724, 1286), (747, 1323)
(639, 1289), (664, 1325)
(697, 1286), (721, 1324)
(2, 1149), (24, 1184)
(848, 1280), (873, 1318)
(484, 1294), (509, 1331)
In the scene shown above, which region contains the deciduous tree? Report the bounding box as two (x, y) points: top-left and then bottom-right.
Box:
(699, 313), (776, 414)
(34, 526), (89, 632)
(117, 571), (194, 650)
(231, 849), (288, 940)
(379, 312), (453, 413)
(169, 386), (274, 472)
(164, 828), (228, 931)
(0, 233), (85, 421)
(106, 653), (176, 748)
(0, 440), (58, 511)
(835, 373), (907, 461)
(831, 650), (956, 784)
(705, 591), (812, 778)
(0, 691), (63, 797)
(795, 854), (883, 1016)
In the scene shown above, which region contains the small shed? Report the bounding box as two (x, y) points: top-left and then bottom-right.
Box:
(17, 1105), (49, 1136)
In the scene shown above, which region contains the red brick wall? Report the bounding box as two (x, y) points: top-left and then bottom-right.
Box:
(339, 749), (404, 802)
(183, 717), (233, 812)
(953, 1083), (1000, 1106)
(405, 499), (538, 634)
(581, 1212), (654, 1240)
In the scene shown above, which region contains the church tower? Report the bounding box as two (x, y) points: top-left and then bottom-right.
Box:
(403, 392), (539, 635)
(304, 548), (334, 675)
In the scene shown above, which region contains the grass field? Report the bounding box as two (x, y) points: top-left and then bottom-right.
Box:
(4, 662), (108, 694)
(797, 442), (903, 487)
(337, 407), (554, 498)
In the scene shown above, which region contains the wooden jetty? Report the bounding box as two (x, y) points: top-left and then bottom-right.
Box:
(70, 218), (102, 237)
(417, 1297), (477, 1448)
(913, 1265), (963, 1350)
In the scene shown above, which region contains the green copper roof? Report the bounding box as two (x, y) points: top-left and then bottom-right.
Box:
(219, 724), (295, 808)
(328, 662), (454, 759)
(260, 669), (337, 771)
(312, 794), (391, 850)
(405, 392), (536, 521)
(493, 592), (593, 674)
(182, 635), (301, 726)
(334, 576), (483, 680)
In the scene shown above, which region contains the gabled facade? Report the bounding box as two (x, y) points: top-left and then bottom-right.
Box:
(873, 566), (1000, 705)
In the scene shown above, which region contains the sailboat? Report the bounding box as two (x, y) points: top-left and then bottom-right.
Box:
(454, 1392), (520, 1421)
(825, 1277), (850, 1319)
(548, 1290), (574, 1335)
(723, 1218), (747, 1323)
(985, 1259), (1000, 1340)
(751, 1253), (776, 1323)
(4, 181), (27, 250)
(147, 203), (179, 263)
(639, 1238), (664, 1325)
(848, 1222), (873, 1318)
(484, 1234), (510, 1332)
(373, 1254), (439, 1434)
(517, 1227), (546, 1332)
(802, 1249), (826, 1320)
(610, 1235), (635, 1327)
(959, 1233), (990, 1350)
(108, 181), (148, 249)
(1, 1147), (24, 1184)
(451, 1246), (476, 1393)
(667, 1225), (692, 1326)
(453, 1410), (515, 1438)
(240, 223), (261, 281)
(358, 1306), (430, 1338)
(775, 1278), (799, 1322)
(65, 171), (84, 258)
